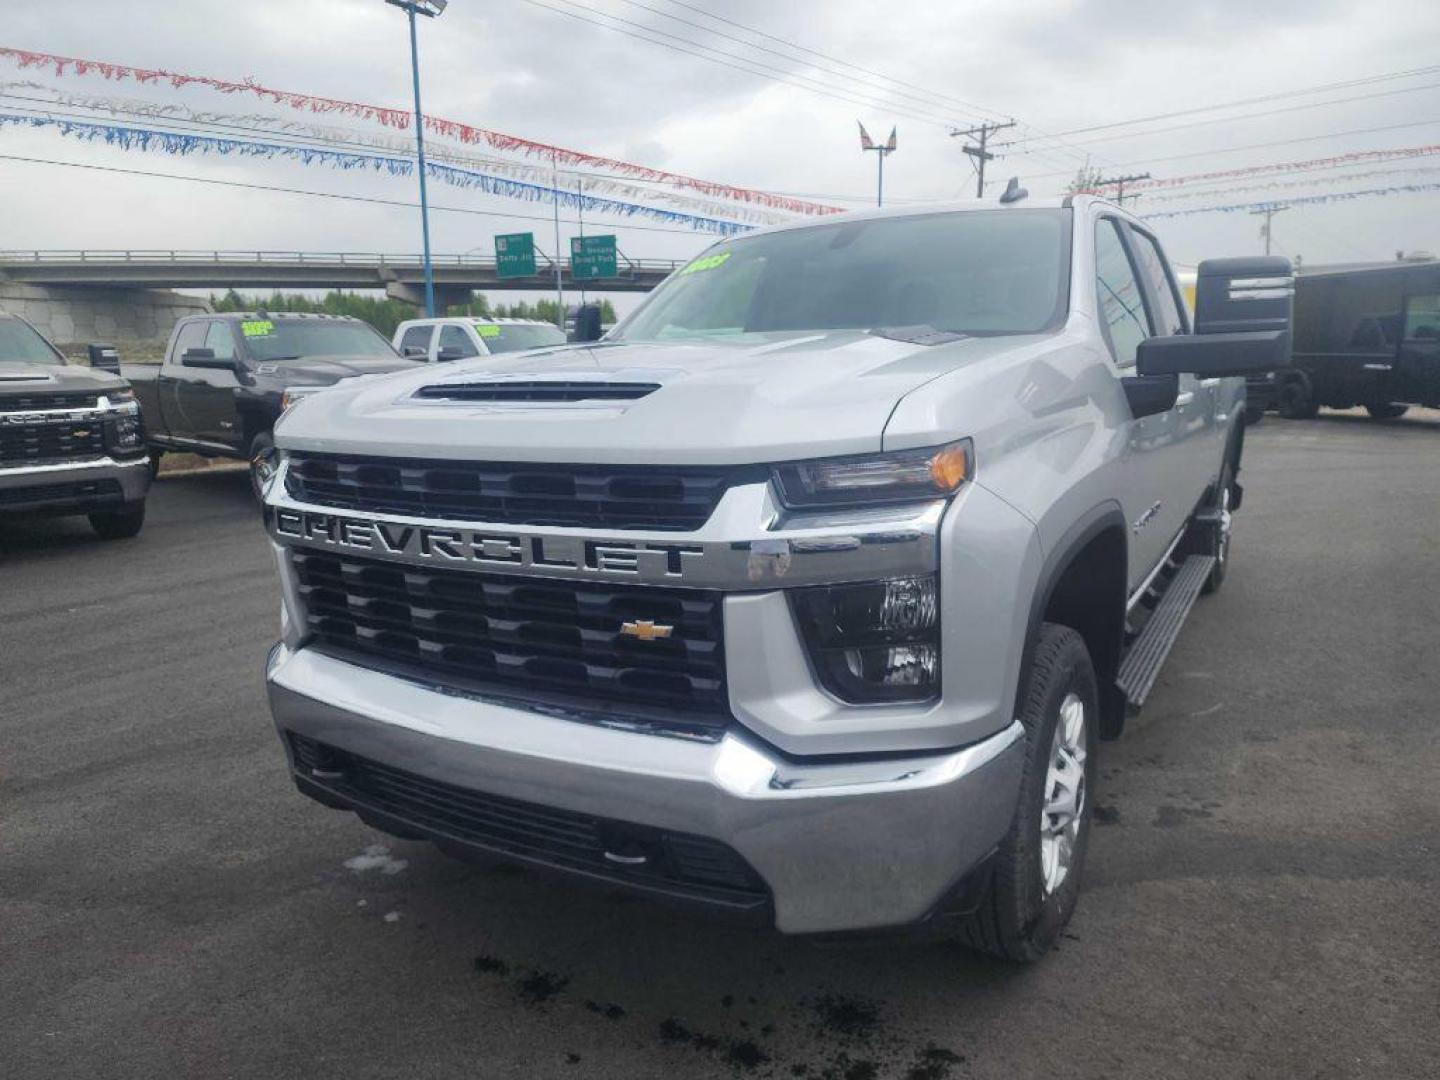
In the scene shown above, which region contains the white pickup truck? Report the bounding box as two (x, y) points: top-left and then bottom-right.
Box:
(259, 194), (1290, 961)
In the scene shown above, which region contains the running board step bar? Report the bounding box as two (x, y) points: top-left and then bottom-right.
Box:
(1115, 554), (1215, 709)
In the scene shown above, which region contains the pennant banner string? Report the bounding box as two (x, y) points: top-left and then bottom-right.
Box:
(0, 46), (838, 216)
(0, 84), (796, 226)
(1139, 182), (1440, 220)
(0, 111), (753, 235)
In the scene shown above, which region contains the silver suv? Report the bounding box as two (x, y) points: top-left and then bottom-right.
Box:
(260, 196), (1291, 961)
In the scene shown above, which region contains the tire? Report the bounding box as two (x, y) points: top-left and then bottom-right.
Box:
(89, 501), (145, 540)
(1365, 402), (1409, 420)
(958, 624), (1099, 963)
(1276, 378), (1319, 420)
(248, 430), (276, 501)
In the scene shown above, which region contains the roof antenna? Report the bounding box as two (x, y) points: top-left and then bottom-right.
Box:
(999, 177), (1028, 204)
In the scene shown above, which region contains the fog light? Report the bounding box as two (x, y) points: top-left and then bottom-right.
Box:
(791, 576), (940, 703)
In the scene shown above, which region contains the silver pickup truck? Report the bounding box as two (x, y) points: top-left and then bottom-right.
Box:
(1, 313), (150, 538)
(259, 195), (1291, 961)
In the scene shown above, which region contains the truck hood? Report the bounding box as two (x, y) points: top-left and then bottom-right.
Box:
(276, 331), (1040, 464)
(258, 355), (422, 388)
(0, 361), (127, 396)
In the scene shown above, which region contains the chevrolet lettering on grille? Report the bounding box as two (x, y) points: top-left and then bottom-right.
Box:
(1, 411), (90, 425)
(269, 507), (706, 579)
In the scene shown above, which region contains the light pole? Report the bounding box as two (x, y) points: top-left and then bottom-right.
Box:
(858, 122), (897, 207)
(385, 0), (447, 317)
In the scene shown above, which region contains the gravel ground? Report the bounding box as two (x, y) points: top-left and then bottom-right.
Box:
(2, 410), (1437, 1080)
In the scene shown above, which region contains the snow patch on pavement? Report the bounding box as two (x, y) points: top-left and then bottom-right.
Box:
(344, 844), (408, 875)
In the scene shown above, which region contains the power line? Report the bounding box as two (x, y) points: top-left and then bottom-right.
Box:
(1003, 79), (1440, 154)
(606, 0), (991, 124)
(648, 0), (1107, 171)
(1028, 117), (1440, 183)
(999, 63), (1440, 150)
(515, 0), (968, 129)
(653, 0), (1014, 122)
(0, 153), (728, 236)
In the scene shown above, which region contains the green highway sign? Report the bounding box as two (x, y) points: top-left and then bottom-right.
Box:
(571, 234), (617, 280)
(495, 232), (536, 279)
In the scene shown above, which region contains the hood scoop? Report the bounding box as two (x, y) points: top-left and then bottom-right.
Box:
(412, 379), (660, 404)
(0, 373), (56, 384)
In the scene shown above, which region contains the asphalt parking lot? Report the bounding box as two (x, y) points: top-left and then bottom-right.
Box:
(3, 413), (1438, 1080)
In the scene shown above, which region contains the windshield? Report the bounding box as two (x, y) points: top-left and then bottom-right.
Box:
(242, 319), (400, 361)
(617, 208), (1070, 342)
(478, 323), (568, 354)
(0, 317), (64, 365)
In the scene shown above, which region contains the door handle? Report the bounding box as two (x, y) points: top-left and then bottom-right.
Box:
(1175, 391), (1195, 407)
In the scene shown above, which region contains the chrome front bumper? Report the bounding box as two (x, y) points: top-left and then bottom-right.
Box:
(267, 644), (1026, 934)
(0, 456), (150, 510)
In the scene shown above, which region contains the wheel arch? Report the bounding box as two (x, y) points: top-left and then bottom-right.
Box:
(1023, 503), (1129, 740)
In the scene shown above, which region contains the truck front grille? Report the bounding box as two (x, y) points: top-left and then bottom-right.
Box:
(0, 419), (106, 467)
(285, 452), (750, 532)
(292, 550), (730, 724)
(0, 391), (101, 411)
(289, 734), (768, 910)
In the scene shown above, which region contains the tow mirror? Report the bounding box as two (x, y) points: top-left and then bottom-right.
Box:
(87, 343), (120, 373)
(571, 303), (604, 343)
(1137, 256), (1293, 378)
(402, 345), (429, 359)
(436, 346), (467, 362)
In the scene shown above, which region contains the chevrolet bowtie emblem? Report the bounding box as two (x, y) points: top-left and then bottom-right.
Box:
(620, 620), (674, 641)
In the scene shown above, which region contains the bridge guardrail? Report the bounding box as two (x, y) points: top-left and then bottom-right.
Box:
(0, 250), (688, 276)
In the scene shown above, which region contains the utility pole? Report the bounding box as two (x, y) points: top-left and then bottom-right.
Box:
(857, 122), (897, 206)
(950, 120), (1016, 198)
(1097, 172), (1152, 205)
(1251, 204), (1289, 255)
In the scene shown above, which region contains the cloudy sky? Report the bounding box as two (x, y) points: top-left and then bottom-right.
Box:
(2, 0), (1439, 309)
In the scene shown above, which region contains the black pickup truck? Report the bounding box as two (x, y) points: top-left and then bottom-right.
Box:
(125, 312), (422, 493)
(1264, 260), (1440, 419)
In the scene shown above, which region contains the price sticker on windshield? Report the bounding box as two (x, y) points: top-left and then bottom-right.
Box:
(241, 319), (275, 337)
(475, 324), (502, 338)
(679, 252), (731, 276)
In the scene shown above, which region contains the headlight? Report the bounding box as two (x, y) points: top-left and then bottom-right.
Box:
(281, 387), (321, 411)
(104, 412), (144, 454)
(791, 575), (941, 703)
(771, 439), (972, 510)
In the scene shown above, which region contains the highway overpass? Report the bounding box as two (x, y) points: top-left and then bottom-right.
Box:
(0, 249), (684, 308)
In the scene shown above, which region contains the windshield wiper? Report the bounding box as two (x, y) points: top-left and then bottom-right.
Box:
(868, 325), (968, 346)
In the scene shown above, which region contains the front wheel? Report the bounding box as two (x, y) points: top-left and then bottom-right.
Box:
(1365, 402), (1409, 420)
(958, 623), (1099, 963)
(1276, 378), (1319, 420)
(89, 501), (145, 540)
